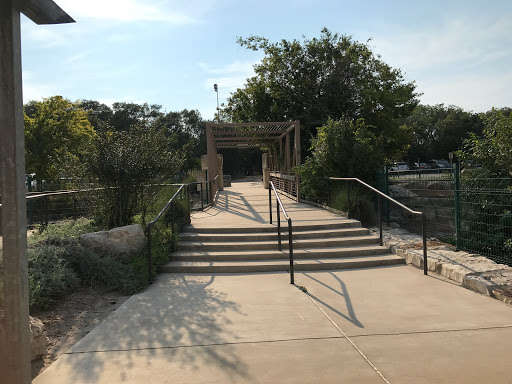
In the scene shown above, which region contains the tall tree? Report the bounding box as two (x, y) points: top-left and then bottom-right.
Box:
(403, 104), (484, 162)
(225, 28), (419, 159)
(24, 96), (96, 187)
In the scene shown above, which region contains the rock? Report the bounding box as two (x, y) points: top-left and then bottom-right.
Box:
(30, 316), (49, 361)
(80, 224), (146, 262)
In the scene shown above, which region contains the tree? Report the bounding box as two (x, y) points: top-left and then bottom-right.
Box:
(458, 108), (512, 176)
(88, 126), (184, 227)
(110, 102), (162, 132)
(298, 117), (386, 201)
(152, 109), (207, 170)
(24, 96), (96, 187)
(403, 104), (484, 163)
(225, 28), (419, 159)
(76, 99), (114, 131)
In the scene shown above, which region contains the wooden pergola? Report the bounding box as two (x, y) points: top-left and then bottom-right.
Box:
(205, 121), (301, 201)
(0, 1), (74, 383)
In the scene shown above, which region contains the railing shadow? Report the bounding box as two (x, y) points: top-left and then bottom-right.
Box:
(300, 272), (364, 329)
(60, 274), (251, 382)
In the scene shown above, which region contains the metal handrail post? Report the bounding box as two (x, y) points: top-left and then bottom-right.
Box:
(347, 181), (351, 219)
(422, 213), (428, 275)
(44, 195), (48, 225)
(327, 177), (330, 206)
(288, 218), (294, 284)
(378, 195), (383, 246)
(171, 200), (175, 233)
(147, 223), (153, 282)
(277, 199), (281, 251)
(269, 182), (272, 224)
(73, 193), (77, 220)
(200, 182), (204, 211)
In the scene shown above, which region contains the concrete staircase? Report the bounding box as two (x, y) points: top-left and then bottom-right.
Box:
(162, 219), (404, 273)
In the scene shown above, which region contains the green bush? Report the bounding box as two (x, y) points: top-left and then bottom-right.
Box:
(330, 188), (377, 226)
(28, 245), (79, 310)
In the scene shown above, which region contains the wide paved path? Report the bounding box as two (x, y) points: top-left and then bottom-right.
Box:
(34, 178), (512, 383)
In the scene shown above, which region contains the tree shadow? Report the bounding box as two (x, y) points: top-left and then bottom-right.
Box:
(60, 274), (251, 382)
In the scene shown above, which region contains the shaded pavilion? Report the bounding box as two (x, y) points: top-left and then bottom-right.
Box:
(205, 121), (302, 201)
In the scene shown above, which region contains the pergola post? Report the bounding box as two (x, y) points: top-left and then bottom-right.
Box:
(0, 3), (30, 382)
(1, 2), (73, 382)
(294, 120), (301, 202)
(285, 133), (290, 173)
(206, 123), (218, 203)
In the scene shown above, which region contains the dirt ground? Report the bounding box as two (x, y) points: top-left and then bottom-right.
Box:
(30, 287), (131, 379)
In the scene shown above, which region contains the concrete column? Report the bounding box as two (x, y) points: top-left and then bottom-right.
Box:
(285, 133), (290, 173)
(0, 1), (31, 382)
(294, 121), (301, 202)
(206, 123), (218, 203)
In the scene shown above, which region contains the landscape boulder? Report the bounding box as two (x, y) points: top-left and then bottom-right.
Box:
(30, 316), (49, 361)
(80, 224), (145, 262)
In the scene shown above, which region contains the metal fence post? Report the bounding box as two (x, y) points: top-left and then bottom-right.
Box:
(454, 162), (461, 251)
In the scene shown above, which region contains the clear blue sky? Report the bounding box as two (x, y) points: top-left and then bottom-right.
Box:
(21, 0), (512, 120)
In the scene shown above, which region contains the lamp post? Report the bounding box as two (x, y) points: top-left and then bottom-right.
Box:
(213, 83), (219, 123)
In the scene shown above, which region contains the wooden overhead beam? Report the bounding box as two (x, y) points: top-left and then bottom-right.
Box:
(19, 0), (75, 24)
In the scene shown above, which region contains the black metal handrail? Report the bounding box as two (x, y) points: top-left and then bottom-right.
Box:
(269, 181), (294, 284)
(145, 184), (189, 281)
(328, 177), (428, 275)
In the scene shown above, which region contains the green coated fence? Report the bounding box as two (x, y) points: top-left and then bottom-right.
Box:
(376, 166), (512, 266)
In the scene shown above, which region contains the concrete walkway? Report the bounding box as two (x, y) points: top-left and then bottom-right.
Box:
(34, 178), (512, 383)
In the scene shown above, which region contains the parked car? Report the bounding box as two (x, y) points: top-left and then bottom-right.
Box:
(413, 162), (429, 169)
(389, 162), (409, 171)
(427, 159), (452, 169)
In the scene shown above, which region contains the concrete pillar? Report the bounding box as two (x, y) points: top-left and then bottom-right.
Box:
(0, 2), (31, 382)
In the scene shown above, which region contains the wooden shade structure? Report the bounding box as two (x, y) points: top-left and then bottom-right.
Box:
(205, 121), (301, 202)
(0, 1), (73, 383)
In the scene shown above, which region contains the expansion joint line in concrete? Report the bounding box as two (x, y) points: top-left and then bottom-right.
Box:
(301, 287), (391, 384)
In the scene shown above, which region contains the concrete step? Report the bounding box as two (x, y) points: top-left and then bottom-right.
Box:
(171, 245), (391, 262)
(179, 227), (370, 242)
(182, 220), (361, 234)
(162, 254), (404, 273)
(178, 235), (380, 251)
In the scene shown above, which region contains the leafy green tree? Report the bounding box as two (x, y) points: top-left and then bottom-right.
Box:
(298, 117), (389, 201)
(110, 102), (162, 132)
(403, 104), (484, 163)
(458, 108), (512, 176)
(24, 96), (96, 187)
(225, 28), (418, 158)
(76, 99), (114, 131)
(88, 126), (184, 227)
(152, 109), (207, 170)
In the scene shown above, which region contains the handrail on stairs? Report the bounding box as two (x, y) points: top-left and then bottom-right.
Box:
(328, 177), (428, 275)
(269, 181), (294, 284)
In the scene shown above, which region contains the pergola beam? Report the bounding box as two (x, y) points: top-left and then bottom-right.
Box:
(19, 0), (75, 24)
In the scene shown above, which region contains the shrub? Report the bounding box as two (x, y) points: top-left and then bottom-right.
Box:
(28, 245), (79, 310)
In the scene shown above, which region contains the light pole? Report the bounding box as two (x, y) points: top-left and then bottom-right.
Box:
(213, 83), (219, 123)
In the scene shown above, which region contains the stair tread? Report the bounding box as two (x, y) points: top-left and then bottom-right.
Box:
(164, 254), (402, 267)
(179, 235), (378, 247)
(182, 220), (361, 233)
(172, 244), (390, 257)
(179, 227), (369, 240)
